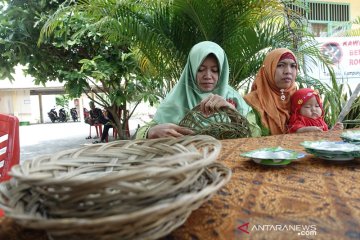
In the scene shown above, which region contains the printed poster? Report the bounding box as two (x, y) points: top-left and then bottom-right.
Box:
(306, 36), (360, 88)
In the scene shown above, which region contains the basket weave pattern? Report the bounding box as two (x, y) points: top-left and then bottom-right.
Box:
(179, 105), (251, 139)
(0, 135), (231, 240)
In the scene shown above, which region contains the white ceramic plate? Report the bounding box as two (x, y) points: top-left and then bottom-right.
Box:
(341, 130), (360, 141)
(301, 141), (360, 161)
(301, 141), (360, 153)
(341, 130), (360, 145)
(241, 147), (305, 166)
(317, 154), (354, 161)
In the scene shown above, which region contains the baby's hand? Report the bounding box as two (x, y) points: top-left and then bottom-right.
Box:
(331, 122), (344, 131)
(296, 126), (323, 133)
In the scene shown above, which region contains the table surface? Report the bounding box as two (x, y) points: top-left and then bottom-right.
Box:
(1, 129), (360, 240)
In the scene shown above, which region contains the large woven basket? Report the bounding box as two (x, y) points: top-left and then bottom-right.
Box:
(179, 105), (251, 139)
(0, 135), (231, 240)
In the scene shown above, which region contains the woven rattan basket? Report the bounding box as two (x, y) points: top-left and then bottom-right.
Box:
(179, 105), (251, 139)
(0, 135), (231, 240)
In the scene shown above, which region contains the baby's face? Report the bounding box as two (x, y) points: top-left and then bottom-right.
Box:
(299, 96), (322, 119)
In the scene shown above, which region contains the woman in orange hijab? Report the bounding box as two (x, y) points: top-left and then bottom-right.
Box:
(244, 48), (298, 135)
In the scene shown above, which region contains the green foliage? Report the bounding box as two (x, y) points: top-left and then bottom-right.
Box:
(1, 0), (165, 139)
(354, 16), (360, 25)
(55, 95), (70, 109)
(41, 0), (336, 92)
(335, 15), (360, 37)
(2, 0), (358, 134)
(40, 0), (284, 90)
(0, 0), (84, 83)
(343, 94), (360, 129)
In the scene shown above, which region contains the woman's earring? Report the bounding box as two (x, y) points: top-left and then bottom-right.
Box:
(280, 89), (285, 101)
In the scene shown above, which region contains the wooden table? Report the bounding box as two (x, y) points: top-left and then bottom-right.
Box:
(1, 130), (360, 240)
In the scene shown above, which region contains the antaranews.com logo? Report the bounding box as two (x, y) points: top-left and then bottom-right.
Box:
(238, 222), (317, 237)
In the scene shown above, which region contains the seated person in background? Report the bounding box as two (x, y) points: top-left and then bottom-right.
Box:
(287, 88), (343, 133)
(85, 101), (107, 139)
(93, 109), (115, 144)
(136, 41), (260, 139)
(244, 48), (298, 136)
(85, 101), (105, 125)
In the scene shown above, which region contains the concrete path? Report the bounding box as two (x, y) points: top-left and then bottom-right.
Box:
(20, 119), (144, 163)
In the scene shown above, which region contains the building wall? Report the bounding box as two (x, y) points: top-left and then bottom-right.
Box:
(348, 0), (360, 24)
(0, 91), (14, 114)
(0, 89), (90, 124)
(0, 90), (32, 123)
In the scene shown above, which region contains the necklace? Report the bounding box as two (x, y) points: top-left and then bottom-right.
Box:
(280, 89), (285, 101)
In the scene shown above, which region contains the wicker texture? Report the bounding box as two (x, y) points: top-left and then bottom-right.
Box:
(0, 135), (231, 240)
(179, 105), (251, 139)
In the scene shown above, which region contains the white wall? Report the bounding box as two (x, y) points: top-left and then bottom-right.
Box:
(0, 91), (14, 114)
(0, 90), (32, 122)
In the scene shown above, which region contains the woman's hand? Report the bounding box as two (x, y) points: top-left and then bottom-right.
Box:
(331, 122), (344, 131)
(200, 94), (235, 116)
(148, 123), (194, 139)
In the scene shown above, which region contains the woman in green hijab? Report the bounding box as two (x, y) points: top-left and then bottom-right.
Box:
(136, 41), (260, 139)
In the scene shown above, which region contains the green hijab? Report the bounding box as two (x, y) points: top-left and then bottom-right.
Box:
(154, 41), (251, 124)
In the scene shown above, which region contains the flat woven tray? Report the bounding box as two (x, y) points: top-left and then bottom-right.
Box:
(179, 105), (251, 139)
(0, 135), (231, 240)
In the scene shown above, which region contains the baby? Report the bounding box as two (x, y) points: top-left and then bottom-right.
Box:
(288, 88), (343, 133)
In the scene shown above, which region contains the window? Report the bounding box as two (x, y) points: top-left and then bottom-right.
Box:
(287, 1), (351, 36)
(308, 2), (349, 22)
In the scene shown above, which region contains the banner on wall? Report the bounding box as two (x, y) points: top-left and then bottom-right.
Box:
(306, 36), (360, 85)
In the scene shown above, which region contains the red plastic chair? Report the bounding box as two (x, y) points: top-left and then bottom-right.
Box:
(0, 113), (20, 217)
(91, 123), (103, 138)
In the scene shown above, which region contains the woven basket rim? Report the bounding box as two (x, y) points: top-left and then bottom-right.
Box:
(179, 105), (251, 139)
(2, 163), (231, 227)
(9, 135), (221, 185)
(0, 135), (232, 240)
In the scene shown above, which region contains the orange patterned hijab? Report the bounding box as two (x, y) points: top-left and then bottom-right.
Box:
(244, 48), (298, 135)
